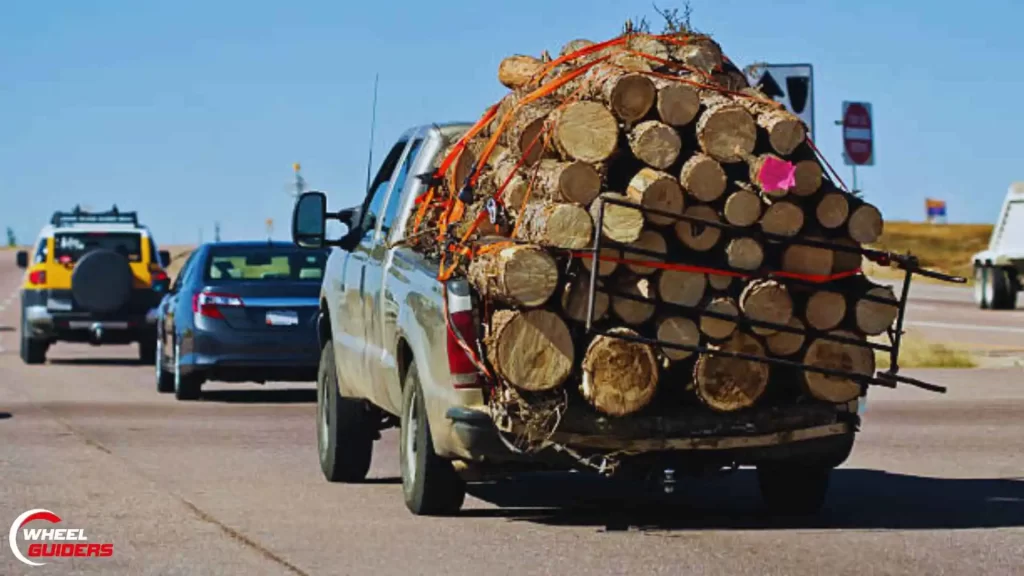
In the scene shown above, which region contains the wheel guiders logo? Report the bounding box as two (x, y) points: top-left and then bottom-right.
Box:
(9, 509), (114, 567)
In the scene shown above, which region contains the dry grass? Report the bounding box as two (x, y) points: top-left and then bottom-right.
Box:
(874, 333), (977, 369)
(867, 221), (992, 283)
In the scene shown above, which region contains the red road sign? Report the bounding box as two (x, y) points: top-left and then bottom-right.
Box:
(842, 101), (873, 166)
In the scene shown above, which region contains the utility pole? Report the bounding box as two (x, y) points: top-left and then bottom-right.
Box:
(214, 221), (221, 242)
(292, 163), (306, 198)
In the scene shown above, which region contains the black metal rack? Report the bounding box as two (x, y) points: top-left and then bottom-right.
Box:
(585, 196), (966, 395)
(50, 205), (139, 227)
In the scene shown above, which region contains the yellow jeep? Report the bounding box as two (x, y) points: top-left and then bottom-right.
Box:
(15, 206), (172, 364)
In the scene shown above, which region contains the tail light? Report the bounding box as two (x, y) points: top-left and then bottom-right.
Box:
(148, 263), (169, 283)
(28, 270), (46, 285)
(446, 289), (483, 389)
(193, 291), (243, 319)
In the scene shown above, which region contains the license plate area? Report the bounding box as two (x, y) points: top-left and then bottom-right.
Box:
(265, 310), (299, 326)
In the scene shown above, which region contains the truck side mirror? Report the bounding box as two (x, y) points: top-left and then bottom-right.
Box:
(16, 250), (28, 269)
(293, 192), (328, 249)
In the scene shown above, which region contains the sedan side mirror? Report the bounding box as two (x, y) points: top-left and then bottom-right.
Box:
(16, 250), (28, 269)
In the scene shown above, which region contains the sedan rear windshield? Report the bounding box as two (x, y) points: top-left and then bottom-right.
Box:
(205, 247), (328, 282)
(53, 232), (143, 264)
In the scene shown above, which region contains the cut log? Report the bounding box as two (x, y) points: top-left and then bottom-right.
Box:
(655, 80), (701, 127)
(533, 159), (602, 207)
(723, 190), (763, 227)
(758, 109), (806, 156)
(560, 38), (595, 57)
(708, 273), (734, 291)
(561, 275), (610, 323)
(675, 204), (722, 251)
(765, 317), (807, 357)
(467, 244), (559, 308)
(700, 297), (739, 340)
(628, 35), (670, 61)
(760, 201), (805, 237)
(747, 153), (791, 199)
(581, 328), (659, 417)
(517, 201), (594, 250)
(816, 190), (851, 230)
(712, 71), (749, 91)
(855, 285), (899, 336)
(727, 237), (764, 271)
(673, 37), (723, 74)
(590, 193), (644, 243)
(693, 332), (770, 412)
(805, 290), (847, 331)
(679, 153), (727, 202)
(657, 269), (706, 309)
(507, 99), (557, 166)
(657, 316), (701, 362)
(581, 246), (621, 277)
(487, 309), (574, 392)
(552, 101), (620, 163)
(803, 331), (874, 403)
(791, 160), (823, 197)
(848, 203), (884, 244)
(832, 237), (863, 273)
(498, 55), (545, 90)
(598, 70), (657, 125)
(628, 120), (683, 170)
(625, 230), (668, 276)
(782, 238), (835, 277)
(696, 94), (757, 163)
(611, 275), (656, 325)
(490, 148), (529, 212)
(626, 168), (685, 226)
(740, 279), (793, 336)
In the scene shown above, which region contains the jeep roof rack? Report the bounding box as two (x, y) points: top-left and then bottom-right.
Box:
(50, 205), (139, 227)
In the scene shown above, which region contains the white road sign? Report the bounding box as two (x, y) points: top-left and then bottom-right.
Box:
(744, 63), (815, 139)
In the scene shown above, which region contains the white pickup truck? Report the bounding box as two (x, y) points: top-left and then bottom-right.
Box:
(972, 182), (1024, 310)
(290, 122), (864, 517)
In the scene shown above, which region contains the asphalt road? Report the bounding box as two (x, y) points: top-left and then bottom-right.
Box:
(1, 256), (1022, 576)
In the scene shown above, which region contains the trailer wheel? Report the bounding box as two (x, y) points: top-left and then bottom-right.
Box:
(974, 265), (990, 309)
(757, 464), (831, 516)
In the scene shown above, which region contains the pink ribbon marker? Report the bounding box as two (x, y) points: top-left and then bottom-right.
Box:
(758, 156), (797, 193)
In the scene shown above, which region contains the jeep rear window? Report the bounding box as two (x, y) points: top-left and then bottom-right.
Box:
(53, 232), (143, 264)
(204, 247), (328, 282)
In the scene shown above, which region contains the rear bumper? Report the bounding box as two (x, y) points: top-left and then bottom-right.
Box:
(185, 327), (319, 382)
(23, 304), (158, 342)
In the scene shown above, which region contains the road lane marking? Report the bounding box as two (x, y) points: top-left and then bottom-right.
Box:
(906, 320), (1024, 335)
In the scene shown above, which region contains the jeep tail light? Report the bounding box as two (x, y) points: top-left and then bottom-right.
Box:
(446, 289), (483, 389)
(148, 263), (169, 283)
(28, 270), (46, 285)
(193, 291), (243, 319)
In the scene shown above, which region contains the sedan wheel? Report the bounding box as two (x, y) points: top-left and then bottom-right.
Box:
(173, 340), (201, 401)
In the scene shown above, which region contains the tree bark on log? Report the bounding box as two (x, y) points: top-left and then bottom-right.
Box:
(629, 120), (683, 170)
(655, 80), (701, 128)
(766, 317), (807, 357)
(746, 153), (791, 199)
(581, 328), (659, 417)
(855, 285), (899, 336)
(740, 279), (793, 336)
(628, 35), (670, 61)
(680, 153), (727, 202)
(693, 332), (770, 412)
(590, 193), (644, 243)
(805, 290), (847, 331)
(561, 275), (610, 323)
(657, 316), (700, 362)
(625, 229), (668, 276)
(802, 330), (874, 403)
(507, 99), (557, 167)
(657, 269), (706, 309)
(673, 37), (723, 74)
(626, 168), (685, 226)
(487, 309), (575, 392)
(597, 69), (657, 125)
(516, 201), (594, 250)
(700, 297), (739, 340)
(816, 191), (851, 230)
(727, 237), (764, 271)
(489, 148), (530, 212)
(581, 246), (621, 277)
(675, 205), (722, 251)
(498, 55), (545, 90)
(724, 190), (763, 227)
(782, 239), (835, 277)
(696, 94), (757, 163)
(552, 101), (620, 163)
(832, 238), (863, 273)
(467, 244), (560, 308)
(758, 109), (806, 156)
(848, 203), (884, 244)
(611, 275), (656, 325)
(533, 159), (603, 207)
(760, 201), (805, 237)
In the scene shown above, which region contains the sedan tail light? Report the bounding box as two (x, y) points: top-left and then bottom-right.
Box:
(193, 291), (243, 319)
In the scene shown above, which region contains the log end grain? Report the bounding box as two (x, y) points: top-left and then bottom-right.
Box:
(782, 240), (835, 277)
(558, 161), (603, 206)
(555, 101), (620, 163)
(657, 269), (707, 308)
(803, 331), (874, 403)
(817, 192), (851, 230)
(468, 244), (560, 308)
(561, 276), (610, 323)
(657, 83), (701, 127)
(520, 202), (594, 250)
(766, 317), (807, 357)
(657, 316), (700, 362)
(792, 160), (823, 197)
(724, 190), (763, 227)
(675, 204), (722, 252)
(805, 290), (848, 331)
(697, 101), (757, 163)
(605, 72), (657, 124)
(581, 329), (659, 417)
(498, 54), (545, 89)
(680, 153), (727, 202)
(611, 275), (657, 325)
(740, 279), (794, 336)
(590, 193), (645, 243)
(491, 309), (575, 392)
(700, 297), (739, 341)
(626, 168), (685, 226)
(848, 203), (884, 244)
(694, 332), (770, 412)
(581, 246), (622, 277)
(856, 285), (899, 335)
(629, 120), (683, 170)
(727, 237), (765, 271)
(760, 201), (805, 237)
(759, 110), (806, 156)
(626, 229), (668, 276)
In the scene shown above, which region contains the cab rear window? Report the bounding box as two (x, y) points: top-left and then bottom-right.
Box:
(54, 232), (142, 264)
(204, 248), (328, 282)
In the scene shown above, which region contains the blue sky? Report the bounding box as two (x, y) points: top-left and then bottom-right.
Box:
(3, 0), (1023, 246)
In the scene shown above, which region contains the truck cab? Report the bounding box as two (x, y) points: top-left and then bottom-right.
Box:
(972, 182), (1024, 309)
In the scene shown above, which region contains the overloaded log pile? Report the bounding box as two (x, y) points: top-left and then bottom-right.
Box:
(407, 28), (900, 423)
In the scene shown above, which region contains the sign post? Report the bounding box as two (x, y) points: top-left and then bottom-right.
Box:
(744, 63), (815, 139)
(840, 101), (874, 193)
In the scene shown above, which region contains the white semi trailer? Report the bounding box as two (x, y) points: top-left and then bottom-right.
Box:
(972, 182), (1024, 309)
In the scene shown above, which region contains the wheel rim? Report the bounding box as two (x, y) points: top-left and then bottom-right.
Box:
(174, 340), (181, 392)
(984, 268), (996, 305)
(318, 374), (329, 461)
(974, 267), (985, 304)
(404, 387), (420, 487)
(155, 338), (163, 379)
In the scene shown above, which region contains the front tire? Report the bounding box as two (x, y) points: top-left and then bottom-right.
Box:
(173, 340), (201, 401)
(757, 464), (832, 516)
(317, 340), (373, 482)
(156, 337), (175, 393)
(400, 360), (466, 516)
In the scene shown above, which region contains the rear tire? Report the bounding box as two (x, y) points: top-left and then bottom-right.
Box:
(974, 264), (990, 309)
(400, 360), (466, 516)
(757, 464), (831, 516)
(317, 340), (373, 482)
(173, 340), (202, 401)
(990, 267), (1017, 310)
(20, 313), (46, 365)
(156, 337), (175, 393)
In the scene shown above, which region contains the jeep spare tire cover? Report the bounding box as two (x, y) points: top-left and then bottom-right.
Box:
(71, 249), (134, 313)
